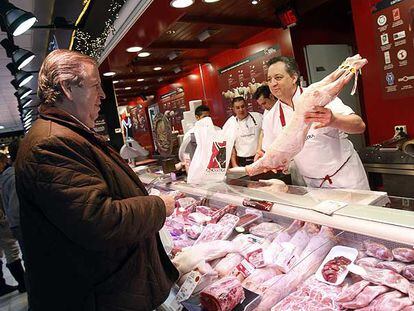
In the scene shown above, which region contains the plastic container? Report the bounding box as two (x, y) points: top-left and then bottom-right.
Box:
(315, 245), (358, 286)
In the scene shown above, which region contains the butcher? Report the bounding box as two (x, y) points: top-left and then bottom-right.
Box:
(256, 56), (369, 190)
(223, 97), (262, 167)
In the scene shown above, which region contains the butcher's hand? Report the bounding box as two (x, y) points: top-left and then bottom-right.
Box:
(160, 195), (175, 216)
(254, 149), (264, 162)
(304, 106), (335, 129)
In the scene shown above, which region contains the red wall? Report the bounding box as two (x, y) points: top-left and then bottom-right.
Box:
(156, 28), (293, 127)
(351, 0), (414, 143)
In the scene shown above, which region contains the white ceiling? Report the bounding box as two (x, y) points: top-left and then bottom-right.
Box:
(0, 0), (54, 134)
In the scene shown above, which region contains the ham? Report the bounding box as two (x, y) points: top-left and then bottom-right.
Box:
(337, 280), (370, 303)
(356, 291), (412, 311)
(393, 248), (414, 263)
(403, 265), (414, 281)
(244, 54), (368, 176)
(376, 261), (407, 274)
(339, 285), (389, 309)
(200, 276), (245, 311)
(363, 241), (394, 261)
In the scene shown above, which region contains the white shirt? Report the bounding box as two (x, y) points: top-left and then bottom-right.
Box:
(261, 86), (368, 189)
(223, 112), (263, 157)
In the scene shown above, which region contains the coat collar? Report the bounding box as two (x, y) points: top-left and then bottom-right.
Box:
(39, 105), (148, 195)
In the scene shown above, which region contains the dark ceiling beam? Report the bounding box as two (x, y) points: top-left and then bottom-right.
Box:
(149, 41), (238, 50)
(180, 14), (279, 29)
(130, 57), (209, 67)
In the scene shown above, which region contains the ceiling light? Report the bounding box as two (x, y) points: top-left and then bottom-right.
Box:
(113, 80), (119, 84)
(14, 86), (31, 100)
(166, 30), (176, 35)
(15, 70), (33, 87)
(203, 0), (221, 2)
(173, 67), (182, 74)
(126, 46), (142, 53)
(251, 0), (258, 4)
(0, 2), (37, 36)
(197, 29), (213, 42)
(137, 78), (144, 82)
(124, 87), (131, 90)
(157, 77), (163, 82)
(170, 0), (194, 8)
(168, 51), (178, 60)
(20, 98), (33, 108)
(153, 66), (162, 71)
(1, 38), (35, 69)
(137, 52), (150, 57)
(103, 71), (116, 77)
(0, 125), (4, 130)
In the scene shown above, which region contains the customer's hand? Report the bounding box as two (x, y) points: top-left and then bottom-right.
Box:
(159, 195), (175, 216)
(254, 150), (264, 162)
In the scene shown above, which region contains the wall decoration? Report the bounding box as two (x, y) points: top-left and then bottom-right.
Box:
(218, 45), (282, 118)
(158, 88), (186, 132)
(372, 0), (414, 99)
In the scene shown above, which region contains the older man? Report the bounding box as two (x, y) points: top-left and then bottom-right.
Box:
(15, 49), (178, 311)
(258, 55), (368, 189)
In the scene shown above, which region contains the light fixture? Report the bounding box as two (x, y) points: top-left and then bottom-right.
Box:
(203, 0), (221, 2)
(0, 125), (4, 130)
(157, 77), (163, 82)
(14, 86), (31, 100)
(113, 80), (119, 84)
(170, 0), (194, 8)
(0, 1), (37, 36)
(197, 29), (213, 42)
(137, 78), (144, 82)
(0, 38), (35, 69)
(251, 0), (258, 4)
(16, 70), (33, 87)
(137, 52), (150, 58)
(126, 46), (142, 53)
(23, 114), (32, 122)
(20, 97), (33, 108)
(173, 67), (182, 74)
(153, 66), (162, 71)
(124, 87), (131, 90)
(168, 51), (178, 60)
(166, 30), (176, 35)
(103, 71), (116, 77)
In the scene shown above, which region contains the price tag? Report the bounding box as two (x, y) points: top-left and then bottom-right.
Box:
(235, 259), (256, 278)
(313, 200), (348, 216)
(175, 271), (202, 303)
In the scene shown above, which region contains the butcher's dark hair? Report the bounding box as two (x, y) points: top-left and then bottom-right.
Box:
(195, 105), (210, 117)
(253, 85), (272, 100)
(8, 139), (20, 162)
(231, 96), (245, 105)
(268, 56), (300, 85)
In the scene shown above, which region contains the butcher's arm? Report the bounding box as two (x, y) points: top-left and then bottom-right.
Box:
(254, 130), (264, 161)
(231, 148), (239, 167)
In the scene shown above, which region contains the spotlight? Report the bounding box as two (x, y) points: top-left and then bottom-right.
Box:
(153, 66), (162, 71)
(0, 1), (37, 36)
(173, 67), (182, 74)
(168, 51), (178, 60)
(19, 97), (33, 109)
(170, 0), (194, 8)
(1, 38), (35, 69)
(7, 63), (33, 87)
(14, 86), (31, 100)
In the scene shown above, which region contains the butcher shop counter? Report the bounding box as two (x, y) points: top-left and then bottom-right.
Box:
(137, 171), (414, 246)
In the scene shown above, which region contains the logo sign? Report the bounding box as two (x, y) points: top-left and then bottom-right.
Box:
(393, 30), (406, 41)
(397, 49), (407, 61)
(384, 51), (391, 64)
(377, 14), (387, 26)
(392, 8), (400, 21)
(381, 33), (389, 45)
(386, 72), (395, 85)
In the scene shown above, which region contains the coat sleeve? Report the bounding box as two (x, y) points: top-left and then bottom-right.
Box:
(22, 136), (166, 251)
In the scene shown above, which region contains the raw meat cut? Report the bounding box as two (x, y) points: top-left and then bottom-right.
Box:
(393, 248), (414, 263)
(249, 222), (283, 238)
(244, 54), (368, 176)
(356, 257), (381, 268)
(363, 241), (393, 261)
(360, 266), (414, 301)
(337, 280), (370, 303)
(242, 266), (281, 294)
(403, 265), (414, 281)
(402, 306), (414, 311)
(216, 214), (239, 240)
(195, 223), (225, 244)
(172, 240), (238, 275)
(271, 276), (342, 311)
(214, 253), (244, 277)
(339, 285), (389, 309)
(256, 275), (284, 295)
(356, 291), (412, 311)
(376, 261), (407, 274)
(322, 256), (352, 283)
(255, 226), (336, 310)
(200, 276), (245, 311)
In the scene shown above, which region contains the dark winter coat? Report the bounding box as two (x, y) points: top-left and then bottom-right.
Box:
(15, 105), (178, 311)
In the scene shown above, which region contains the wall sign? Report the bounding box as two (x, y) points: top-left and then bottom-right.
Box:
(218, 45), (281, 118)
(372, 0), (414, 99)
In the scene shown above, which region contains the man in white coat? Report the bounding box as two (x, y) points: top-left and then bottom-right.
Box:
(256, 56), (369, 190)
(223, 97), (262, 167)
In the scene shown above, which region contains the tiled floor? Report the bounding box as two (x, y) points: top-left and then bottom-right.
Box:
(0, 265), (28, 311)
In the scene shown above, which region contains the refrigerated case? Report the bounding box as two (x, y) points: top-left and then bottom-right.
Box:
(138, 170), (414, 310)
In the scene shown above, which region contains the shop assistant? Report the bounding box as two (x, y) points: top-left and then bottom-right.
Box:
(257, 56), (369, 190)
(223, 97), (262, 167)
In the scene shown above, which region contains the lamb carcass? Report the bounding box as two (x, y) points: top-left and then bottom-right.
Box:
(241, 54), (368, 176)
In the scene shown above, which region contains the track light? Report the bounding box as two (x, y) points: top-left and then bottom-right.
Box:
(19, 97), (33, 109)
(14, 86), (31, 100)
(7, 63), (33, 87)
(1, 38), (35, 69)
(0, 1), (37, 36)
